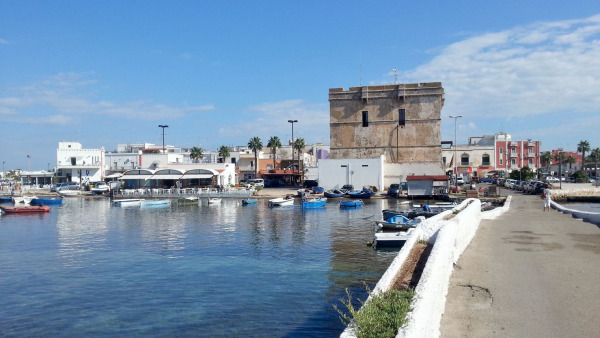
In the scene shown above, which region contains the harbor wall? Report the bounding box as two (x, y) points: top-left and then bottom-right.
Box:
(341, 197), (512, 338)
(550, 200), (600, 225)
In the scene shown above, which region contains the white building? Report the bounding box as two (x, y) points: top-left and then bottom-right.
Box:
(56, 142), (105, 184)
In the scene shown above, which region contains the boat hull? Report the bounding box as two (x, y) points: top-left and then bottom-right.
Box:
(373, 229), (414, 248)
(241, 198), (257, 205)
(340, 199), (362, 208)
(113, 199), (144, 207)
(301, 197), (327, 208)
(0, 205), (51, 214)
(31, 198), (63, 205)
(268, 198), (294, 207)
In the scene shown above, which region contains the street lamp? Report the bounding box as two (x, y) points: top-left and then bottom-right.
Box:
(288, 119), (298, 176)
(158, 125), (169, 153)
(449, 115), (463, 190)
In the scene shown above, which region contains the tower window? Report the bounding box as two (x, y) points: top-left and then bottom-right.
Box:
(362, 111), (369, 127)
(399, 109), (405, 126)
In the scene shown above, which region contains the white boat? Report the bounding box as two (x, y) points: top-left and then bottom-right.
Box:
(207, 197), (222, 204)
(141, 199), (171, 207)
(13, 196), (37, 204)
(58, 190), (81, 197)
(113, 199), (144, 207)
(373, 228), (415, 248)
(268, 197), (294, 207)
(90, 182), (110, 195)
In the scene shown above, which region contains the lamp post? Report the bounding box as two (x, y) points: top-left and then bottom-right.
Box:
(449, 115), (463, 190)
(558, 148), (563, 189)
(158, 125), (169, 153)
(288, 119), (298, 175)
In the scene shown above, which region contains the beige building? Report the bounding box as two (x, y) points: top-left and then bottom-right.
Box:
(328, 83), (444, 164)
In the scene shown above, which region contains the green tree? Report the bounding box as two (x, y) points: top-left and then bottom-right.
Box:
(266, 136), (282, 170)
(294, 137), (306, 176)
(509, 166), (535, 181)
(248, 136), (263, 177)
(541, 151), (553, 173)
(565, 155), (576, 175)
(190, 146), (204, 163)
(590, 147), (600, 177)
(577, 140), (590, 173)
(554, 151), (565, 178)
(218, 145), (230, 163)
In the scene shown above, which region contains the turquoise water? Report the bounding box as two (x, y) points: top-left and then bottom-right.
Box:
(0, 197), (403, 336)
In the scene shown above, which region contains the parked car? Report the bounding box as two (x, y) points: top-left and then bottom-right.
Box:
(387, 184), (401, 197)
(456, 177), (465, 186)
(479, 177), (492, 183)
(245, 179), (264, 188)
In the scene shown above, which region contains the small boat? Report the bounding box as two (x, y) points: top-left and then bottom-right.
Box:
(177, 196), (199, 205)
(373, 228), (415, 248)
(90, 182), (110, 195)
(301, 197), (327, 208)
(373, 215), (423, 231)
(346, 188), (376, 199)
(141, 199), (171, 207)
(207, 197), (222, 204)
(297, 188), (311, 197)
(340, 199), (363, 208)
(0, 205), (51, 214)
(268, 197), (294, 207)
(31, 197), (63, 205)
(58, 190), (81, 197)
(0, 196), (14, 204)
(113, 199), (144, 207)
(241, 198), (257, 205)
(324, 189), (345, 198)
(13, 196), (37, 204)
(312, 186), (325, 194)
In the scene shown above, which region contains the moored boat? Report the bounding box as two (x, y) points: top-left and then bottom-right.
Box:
(141, 199), (171, 207)
(268, 197), (294, 207)
(373, 215), (423, 231)
(177, 196), (199, 205)
(301, 197), (327, 208)
(340, 199), (363, 208)
(324, 189), (345, 198)
(373, 228), (415, 248)
(241, 198), (257, 205)
(31, 197), (63, 205)
(312, 186), (325, 194)
(0, 196), (13, 204)
(207, 197), (222, 204)
(0, 205), (51, 214)
(58, 190), (81, 197)
(13, 196), (37, 204)
(90, 182), (110, 195)
(346, 188), (376, 199)
(113, 199), (144, 207)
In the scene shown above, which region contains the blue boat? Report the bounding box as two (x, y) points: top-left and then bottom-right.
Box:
(324, 189), (345, 198)
(346, 188), (376, 199)
(241, 198), (257, 205)
(140, 200), (171, 208)
(340, 199), (362, 208)
(0, 196), (13, 204)
(373, 214), (422, 231)
(30, 197), (63, 205)
(312, 186), (325, 194)
(301, 197), (327, 208)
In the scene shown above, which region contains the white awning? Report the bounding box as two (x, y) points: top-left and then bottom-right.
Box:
(151, 174), (184, 180)
(180, 174), (213, 179)
(105, 173), (123, 178)
(120, 174), (154, 180)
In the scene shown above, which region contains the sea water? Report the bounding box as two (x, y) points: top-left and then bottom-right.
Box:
(0, 197), (409, 336)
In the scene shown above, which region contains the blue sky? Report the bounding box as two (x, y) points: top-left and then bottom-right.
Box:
(2, 1), (600, 170)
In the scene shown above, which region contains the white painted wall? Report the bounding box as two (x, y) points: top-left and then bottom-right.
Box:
(318, 156), (384, 190)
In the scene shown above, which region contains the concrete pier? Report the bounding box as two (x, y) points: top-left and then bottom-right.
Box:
(440, 192), (600, 337)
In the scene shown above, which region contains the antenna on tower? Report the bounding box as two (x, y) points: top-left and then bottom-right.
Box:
(393, 68), (397, 84)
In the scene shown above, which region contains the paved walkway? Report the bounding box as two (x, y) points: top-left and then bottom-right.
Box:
(441, 192), (600, 337)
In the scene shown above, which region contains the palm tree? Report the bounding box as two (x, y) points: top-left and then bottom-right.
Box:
(218, 145), (230, 163)
(554, 151), (565, 179)
(577, 140), (590, 173)
(294, 137), (306, 176)
(266, 136), (282, 170)
(541, 152), (553, 173)
(590, 147), (600, 177)
(566, 155), (576, 175)
(247, 137), (263, 177)
(190, 146), (204, 163)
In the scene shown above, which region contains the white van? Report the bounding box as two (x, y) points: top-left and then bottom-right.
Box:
(245, 179), (264, 188)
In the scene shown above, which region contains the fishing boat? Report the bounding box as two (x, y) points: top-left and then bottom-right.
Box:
(177, 196), (199, 205)
(382, 202), (457, 220)
(141, 200), (171, 207)
(301, 197), (327, 208)
(373, 228), (415, 248)
(268, 197), (294, 207)
(90, 182), (110, 195)
(207, 197), (222, 204)
(373, 215), (423, 231)
(0, 196), (13, 204)
(324, 189), (345, 198)
(346, 188), (376, 199)
(312, 186), (325, 194)
(241, 198), (257, 205)
(13, 196), (37, 204)
(58, 189), (81, 197)
(340, 199), (363, 208)
(31, 197), (63, 205)
(0, 205), (51, 214)
(112, 199), (144, 207)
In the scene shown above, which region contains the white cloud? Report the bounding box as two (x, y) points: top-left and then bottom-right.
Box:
(0, 73), (215, 122)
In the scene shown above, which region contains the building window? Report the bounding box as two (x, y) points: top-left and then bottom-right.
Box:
(499, 148), (503, 154)
(511, 159), (516, 165)
(529, 146), (534, 154)
(460, 155), (469, 166)
(512, 147), (516, 154)
(399, 109), (405, 126)
(482, 155), (490, 166)
(442, 157), (446, 166)
(362, 111), (369, 127)
(529, 159), (533, 165)
(500, 159), (503, 165)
